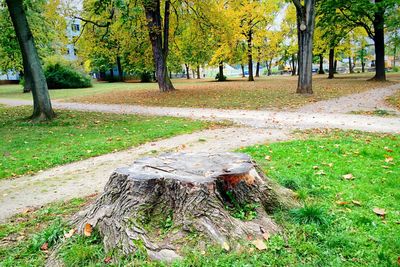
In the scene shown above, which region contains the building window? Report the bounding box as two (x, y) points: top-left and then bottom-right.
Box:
(71, 24), (80, 32)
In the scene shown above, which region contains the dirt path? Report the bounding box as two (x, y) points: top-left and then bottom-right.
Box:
(297, 83), (400, 114)
(1, 95), (399, 134)
(0, 127), (290, 222)
(0, 84), (399, 222)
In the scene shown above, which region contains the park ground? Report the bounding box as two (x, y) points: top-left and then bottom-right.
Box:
(1, 73), (400, 110)
(0, 74), (399, 266)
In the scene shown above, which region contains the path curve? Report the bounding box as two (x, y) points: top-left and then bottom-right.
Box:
(297, 83), (400, 114)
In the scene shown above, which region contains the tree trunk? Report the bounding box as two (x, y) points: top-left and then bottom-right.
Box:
(318, 54), (325, 74)
(256, 61), (260, 77)
(371, 0), (386, 81)
(328, 48), (335, 79)
(334, 60), (337, 73)
(116, 56), (123, 82)
(266, 60), (272, 76)
(348, 57), (354, 74)
(241, 64), (245, 77)
(294, 0), (316, 94)
(143, 0), (175, 92)
(197, 65), (201, 79)
(185, 63), (190, 79)
(73, 153), (296, 262)
(109, 68), (114, 81)
(291, 54), (297, 76)
(218, 62), (225, 81)
(247, 30), (254, 81)
(6, 0), (54, 120)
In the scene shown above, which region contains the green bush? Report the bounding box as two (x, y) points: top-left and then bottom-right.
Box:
(44, 62), (92, 89)
(139, 71), (153, 82)
(215, 73), (227, 81)
(392, 66), (399, 72)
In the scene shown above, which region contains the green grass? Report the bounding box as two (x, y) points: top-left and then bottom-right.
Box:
(0, 106), (212, 179)
(1, 130), (399, 266)
(0, 197), (92, 267)
(0, 79), (209, 100)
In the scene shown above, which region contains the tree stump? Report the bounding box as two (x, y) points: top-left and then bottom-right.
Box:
(74, 152), (297, 261)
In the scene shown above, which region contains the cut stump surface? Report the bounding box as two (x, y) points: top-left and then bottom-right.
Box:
(74, 152), (296, 261)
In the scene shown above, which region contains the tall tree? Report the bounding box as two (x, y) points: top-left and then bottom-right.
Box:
(292, 0), (317, 94)
(321, 0), (398, 81)
(5, 0), (54, 120)
(142, 0), (174, 91)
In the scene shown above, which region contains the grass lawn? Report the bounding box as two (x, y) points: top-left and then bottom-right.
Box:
(70, 73), (400, 110)
(0, 79), (217, 101)
(0, 105), (214, 180)
(1, 130), (398, 266)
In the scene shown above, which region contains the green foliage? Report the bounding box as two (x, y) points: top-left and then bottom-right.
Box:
(29, 218), (66, 252)
(0, 106), (210, 179)
(224, 191), (259, 221)
(140, 71), (153, 83)
(44, 61), (92, 89)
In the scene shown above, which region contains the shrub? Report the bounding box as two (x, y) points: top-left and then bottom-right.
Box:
(215, 73), (227, 81)
(140, 71), (153, 83)
(290, 205), (330, 225)
(392, 66), (399, 72)
(44, 62), (92, 89)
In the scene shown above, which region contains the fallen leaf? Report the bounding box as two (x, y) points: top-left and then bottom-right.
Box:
(342, 174), (355, 180)
(40, 242), (48, 251)
(352, 200), (361, 206)
(64, 228), (76, 239)
(373, 208), (386, 217)
(252, 239), (267, 250)
(265, 155), (271, 161)
(313, 166), (319, 170)
(84, 223), (93, 237)
(222, 242), (230, 251)
(316, 170), (326, 175)
(384, 147), (393, 153)
(336, 201), (349, 206)
(385, 157), (393, 163)
(397, 256), (400, 266)
(104, 257), (112, 264)
(262, 232), (270, 241)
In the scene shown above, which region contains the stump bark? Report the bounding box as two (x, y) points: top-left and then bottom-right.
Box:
(74, 153), (296, 261)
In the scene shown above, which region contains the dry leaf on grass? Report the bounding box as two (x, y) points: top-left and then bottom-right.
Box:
(40, 242), (48, 251)
(64, 228), (76, 239)
(222, 242), (230, 251)
(252, 239), (267, 250)
(262, 232), (270, 241)
(385, 157), (394, 163)
(373, 208), (386, 217)
(352, 200), (361, 206)
(104, 257), (112, 264)
(342, 174), (355, 180)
